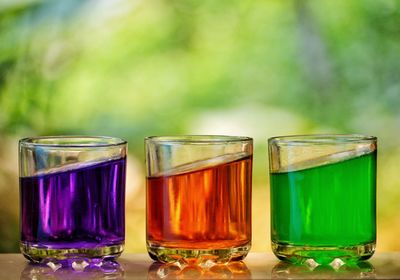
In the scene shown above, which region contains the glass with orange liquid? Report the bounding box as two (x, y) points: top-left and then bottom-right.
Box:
(145, 135), (253, 263)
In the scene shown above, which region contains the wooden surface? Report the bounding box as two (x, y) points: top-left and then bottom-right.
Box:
(1, 253), (400, 279)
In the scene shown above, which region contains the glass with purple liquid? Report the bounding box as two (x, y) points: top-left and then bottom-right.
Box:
(19, 136), (127, 263)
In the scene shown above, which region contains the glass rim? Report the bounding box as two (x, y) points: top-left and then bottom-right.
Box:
(19, 135), (127, 148)
(145, 135), (253, 144)
(268, 134), (377, 145)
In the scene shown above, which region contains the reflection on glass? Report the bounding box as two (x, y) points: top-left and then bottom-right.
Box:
(268, 135), (377, 264)
(19, 136), (127, 263)
(148, 260), (251, 279)
(271, 261), (375, 279)
(146, 136), (253, 263)
(20, 260), (124, 280)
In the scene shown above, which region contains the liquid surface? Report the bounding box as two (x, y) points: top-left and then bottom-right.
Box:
(270, 152), (376, 247)
(147, 156), (252, 249)
(20, 158), (126, 249)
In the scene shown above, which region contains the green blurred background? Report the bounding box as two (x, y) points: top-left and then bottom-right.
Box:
(1, 0), (400, 253)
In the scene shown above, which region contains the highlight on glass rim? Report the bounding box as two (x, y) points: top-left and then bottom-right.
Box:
(1, 0), (400, 274)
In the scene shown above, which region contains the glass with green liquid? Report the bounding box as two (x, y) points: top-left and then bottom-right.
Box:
(268, 134), (377, 265)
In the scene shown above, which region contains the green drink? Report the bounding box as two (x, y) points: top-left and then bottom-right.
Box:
(268, 135), (377, 265)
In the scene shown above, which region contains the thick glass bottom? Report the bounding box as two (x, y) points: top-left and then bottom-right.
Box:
(271, 241), (375, 265)
(20, 242), (124, 264)
(147, 241), (251, 264)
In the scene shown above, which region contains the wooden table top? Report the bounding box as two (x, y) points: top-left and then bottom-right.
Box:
(2, 252), (400, 279)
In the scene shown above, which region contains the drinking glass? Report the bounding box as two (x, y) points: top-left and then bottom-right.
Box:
(19, 136), (127, 263)
(268, 134), (377, 265)
(145, 135), (253, 263)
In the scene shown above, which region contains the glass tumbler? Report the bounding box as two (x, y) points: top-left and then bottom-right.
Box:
(145, 135), (253, 263)
(19, 136), (127, 263)
(268, 134), (377, 265)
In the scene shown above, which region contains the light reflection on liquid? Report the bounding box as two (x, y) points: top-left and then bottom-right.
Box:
(148, 260), (251, 279)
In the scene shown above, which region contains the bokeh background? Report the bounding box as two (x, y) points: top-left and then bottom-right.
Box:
(1, 0), (400, 253)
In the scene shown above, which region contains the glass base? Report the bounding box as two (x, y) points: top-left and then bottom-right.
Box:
(147, 241), (251, 264)
(271, 241), (375, 265)
(20, 242), (124, 264)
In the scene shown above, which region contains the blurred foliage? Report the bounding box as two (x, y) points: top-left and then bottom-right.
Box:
(1, 0), (400, 253)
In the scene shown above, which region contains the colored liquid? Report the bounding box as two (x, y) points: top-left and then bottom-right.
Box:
(270, 152), (376, 247)
(20, 158), (126, 250)
(147, 156), (252, 249)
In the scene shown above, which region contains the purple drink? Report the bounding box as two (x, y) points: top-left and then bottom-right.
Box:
(20, 157), (126, 262)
